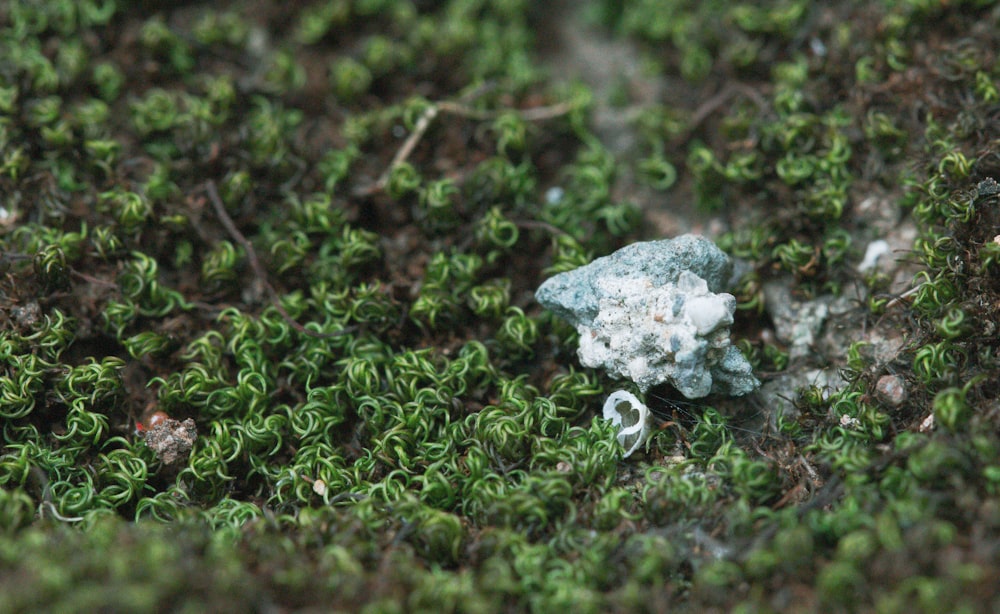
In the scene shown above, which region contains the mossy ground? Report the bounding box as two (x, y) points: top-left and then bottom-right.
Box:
(2, 0), (1000, 611)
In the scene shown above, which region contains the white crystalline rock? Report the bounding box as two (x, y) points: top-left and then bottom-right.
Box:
(535, 235), (759, 399)
(602, 390), (653, 458)
(686, 295), (733, 335)
(576, 271), (737, 397)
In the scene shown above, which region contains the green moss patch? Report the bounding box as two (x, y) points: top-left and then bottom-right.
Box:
(3, 0), (1000, 610)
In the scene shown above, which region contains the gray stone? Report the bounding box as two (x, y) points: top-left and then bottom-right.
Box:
(763, 278), (843, 361)
(758, 368), (847, 429)
(143, 417), (197, 465)
(875, 374), (908, 407)
(536, 234), (758, 398)
(536, 234), (733, 327)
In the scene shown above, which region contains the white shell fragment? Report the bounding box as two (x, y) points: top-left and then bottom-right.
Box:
(602, 390), (653, 458)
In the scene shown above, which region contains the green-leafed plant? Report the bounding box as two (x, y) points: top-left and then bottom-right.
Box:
(3, 0), (1000, 611)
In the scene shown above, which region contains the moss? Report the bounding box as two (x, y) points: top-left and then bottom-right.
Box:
(4, 0), (1000, 610)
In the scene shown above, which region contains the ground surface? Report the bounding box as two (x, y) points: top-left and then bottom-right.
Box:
(2, 1), (1000, 611)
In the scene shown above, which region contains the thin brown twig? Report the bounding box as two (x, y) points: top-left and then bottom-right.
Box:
(352, 105), (438, 198)
(3, 251), (120, 289)
(353, 99), (578, 197)
(670, 83), (769, 147)
(205, 182), (267, 303)
(882, 284), (921, 310)
(70, 269), (118, 288)
(204, 180), (353, 340)
(383, 104), (439, 189)
(436, 99), (577, 121)
(512, 219), (568, 236)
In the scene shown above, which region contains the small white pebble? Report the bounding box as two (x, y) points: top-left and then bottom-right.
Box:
(312, 479), (327, 496)
(839, 414), (861, 429)
(875, 374), (907, 407)
(810, 37), (827, 57)
(919, 413), (936, 433)
(545, 186), (565, 204)
(858, 239), (891, 272)
(0, 205), (15, 228)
